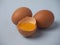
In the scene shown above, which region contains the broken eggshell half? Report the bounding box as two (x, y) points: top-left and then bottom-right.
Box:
(17, 17), (37, 37)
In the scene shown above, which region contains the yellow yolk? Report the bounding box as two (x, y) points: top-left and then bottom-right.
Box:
(18, 22), (35, 31)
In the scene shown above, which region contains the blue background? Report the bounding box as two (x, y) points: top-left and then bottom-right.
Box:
(0, 0), (60, 45)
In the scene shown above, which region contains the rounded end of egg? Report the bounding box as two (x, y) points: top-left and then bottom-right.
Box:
(34, 10), (54, 28)
(11, 7), (32, 25)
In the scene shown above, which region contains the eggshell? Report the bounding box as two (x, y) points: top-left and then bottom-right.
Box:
(34, 10), (54, 28)
(12, 7), (32, 25)
(17, 17), (37, 37)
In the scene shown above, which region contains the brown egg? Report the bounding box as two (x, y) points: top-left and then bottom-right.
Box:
(34, 10), (54, 28)
(17, 17), (37, 37)
(12, 7), (32, 25)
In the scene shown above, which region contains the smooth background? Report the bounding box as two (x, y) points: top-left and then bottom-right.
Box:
(0, 0), (60, 45)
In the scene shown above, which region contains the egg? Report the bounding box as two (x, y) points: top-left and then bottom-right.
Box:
(34, 10), (54, 28)
(17, 17), (37, 37)
(12, 7), (32, 25)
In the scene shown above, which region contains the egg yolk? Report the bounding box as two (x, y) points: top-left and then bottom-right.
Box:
(18, 22), (35, 31)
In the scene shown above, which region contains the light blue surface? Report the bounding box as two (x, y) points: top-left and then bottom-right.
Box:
(0, 0), (60, 45)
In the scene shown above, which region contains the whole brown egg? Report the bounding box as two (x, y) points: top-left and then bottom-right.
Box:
(12, 7), (32, 25)
(34, 10), (54, 28)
